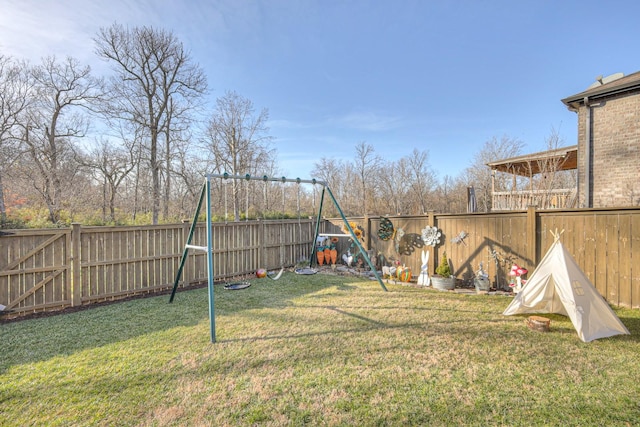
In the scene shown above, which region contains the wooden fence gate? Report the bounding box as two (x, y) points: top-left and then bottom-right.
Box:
(0, 229), (72, 313)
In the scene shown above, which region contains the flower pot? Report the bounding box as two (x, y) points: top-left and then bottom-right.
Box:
(316, 249), (325, 266)
(330, 248), (338, 265)
(474, 277), (491, 293)
(431, 276), (456, 291)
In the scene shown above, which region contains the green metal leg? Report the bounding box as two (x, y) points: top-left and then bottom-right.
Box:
(324, 186), (387, 292)
(169, 181), (207, 303)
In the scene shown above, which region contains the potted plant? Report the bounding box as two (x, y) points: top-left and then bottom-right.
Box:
(431, 251), (456, 290)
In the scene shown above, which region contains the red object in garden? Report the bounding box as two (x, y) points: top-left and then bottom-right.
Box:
(256, 269), (267, 278)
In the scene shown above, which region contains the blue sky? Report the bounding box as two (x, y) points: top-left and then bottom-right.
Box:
(2, 0), (639, 180)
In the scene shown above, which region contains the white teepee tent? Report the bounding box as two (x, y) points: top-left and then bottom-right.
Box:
(503, 231), (630, 342)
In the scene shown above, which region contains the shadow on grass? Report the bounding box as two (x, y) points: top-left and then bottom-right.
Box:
(220, 301), (638, 346)
(0, 272), (343, 373)
(217, 300), (526, 344)
(616, 312), (640, 343)
(3, 274), (637, 374)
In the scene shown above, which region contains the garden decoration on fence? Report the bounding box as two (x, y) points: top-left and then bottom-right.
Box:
(421, 225), (441, 247)
(376, 217), (423, 255)
(169, 173), (387, 343)
(451, 231), (468, 246)
(488, 247), (517, 291)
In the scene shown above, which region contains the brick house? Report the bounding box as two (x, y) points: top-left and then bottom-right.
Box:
(561, 72), (640, 208)
(487, 72), (640, 210)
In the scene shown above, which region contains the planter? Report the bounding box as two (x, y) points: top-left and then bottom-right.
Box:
(474, 277), (491, 293)
(431, 276), (456, 291)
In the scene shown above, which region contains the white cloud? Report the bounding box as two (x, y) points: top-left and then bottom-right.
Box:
(330, 110), (402, 132)
(0, 0), (151, 65)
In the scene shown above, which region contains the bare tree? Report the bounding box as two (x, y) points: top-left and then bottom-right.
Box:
(432, 174), (469, 213)
(464, 135), (525, 212)
(169, 127), (209, 219)
(18, 56), (103, 224)
(352, 141), (381, 216)
(77, 137), (137, 223)
(202, 91), (275, 221)
(95, 23), (208, 224)
(406, 148), (437, 214)
(311, 157), (346, 217)
(377, 157), (411, 215)
(0, 55), (32, 223)
(160, 94), (202, 221)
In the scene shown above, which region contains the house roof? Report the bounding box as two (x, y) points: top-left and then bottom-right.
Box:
(562, 71), (640, 108)
(486, 145), (578, 177)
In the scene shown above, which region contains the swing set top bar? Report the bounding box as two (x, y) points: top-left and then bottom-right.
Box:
(207, 172), (327, 187)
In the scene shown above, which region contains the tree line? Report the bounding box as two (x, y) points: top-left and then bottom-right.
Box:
(0, 24), (574, 228)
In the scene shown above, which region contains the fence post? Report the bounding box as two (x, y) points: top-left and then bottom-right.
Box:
(71, 223), (82, 307)
(258, 219), (264, 269)
(364, 215), (370, 250)
(428, 211), (436, 275)
(526, 205), (537, 266)
(181, 219), (191, 285)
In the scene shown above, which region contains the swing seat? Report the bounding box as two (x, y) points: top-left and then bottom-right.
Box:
(295, 267), (317, 275)
(267, 268), (285, 280)
(223, 282), (251, 290)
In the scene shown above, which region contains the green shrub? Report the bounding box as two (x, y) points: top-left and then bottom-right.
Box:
(435, 251), (452, 277)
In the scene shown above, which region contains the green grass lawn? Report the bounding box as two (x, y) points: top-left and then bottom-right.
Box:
(2, 272), (639, 426)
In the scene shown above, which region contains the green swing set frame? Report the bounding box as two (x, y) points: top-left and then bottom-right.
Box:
(169, 173), (387, 343)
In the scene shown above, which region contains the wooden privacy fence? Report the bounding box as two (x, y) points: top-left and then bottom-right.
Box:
(337, 206), (639, 309)
(2, 207), (639, 317)
(0, 219), (317, 317)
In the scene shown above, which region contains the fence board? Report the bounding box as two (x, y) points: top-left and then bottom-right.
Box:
(619, 214), (632, 308)
(583, 214), (597, 287)
(595, 215), (608, 298)
(605, 215), (620, 305)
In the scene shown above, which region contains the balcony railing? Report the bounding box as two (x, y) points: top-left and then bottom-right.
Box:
(492, 188), (577, 211)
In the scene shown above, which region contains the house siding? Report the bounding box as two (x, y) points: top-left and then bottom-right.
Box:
(576, 91), (640, 208)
